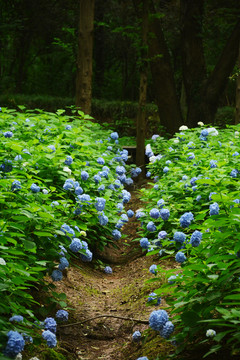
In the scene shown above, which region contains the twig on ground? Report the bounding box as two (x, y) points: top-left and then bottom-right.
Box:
(59, 314), (148, 328)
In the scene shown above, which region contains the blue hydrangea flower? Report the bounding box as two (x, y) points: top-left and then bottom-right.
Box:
(117, 203), (124, 212)
(149, 309), (169, 331)
(97, 157), (105, 165)
(160, 208), (170, 221)
(137, 357), (149, 360)
(201, 129), (208, 137)
(131, 167), (142, 178)
(168, 275), (177, 284)
(30, 183), (40, 193)
(110, 132), (119, 140)
(175, 251), (186, 263)
(154, 184), (159, 190)
(77, 194), (91, 205)
(149, 264), (157, 275)
(187, 152), (195, 160)
(206, 329), (216, 337)
(65, 125), (72, 130)
(80, 249), (93, 262)
(116, 166), (126, 176)
(98, 184), (105, 192)
(56, 310), (68, 322)
(4, 131), (13, 138)
(179, 212), (194, 228)
(94, 175), (101, 184)
(48, 145), (56, 152)
(190, 177), (197, 186)
(9, 315), (24, 323)
(163, 166), (169, 173)
(44, 317), (57, 333)
(127, 209), (134, 218)
(0, 159), (13, 172)
(147, 292), (161, 306)
(61, 223), (75, 236)
(58, 257), (69, 271)
(95, 197), (106, 212)
(132, 330), (141, 342)
(104, 266), (112, 274)
(160, 321), (174, 339)
(11, 180), (21, 191)
(173, 232), (186, 244)
(210, 160), (217, 168)
(146, 171), (151, 178)
(112, 229), (121, 240)
(98, 213), (108, 226)
(136, 211), (145, 219)
(196, 195), (201, 202)
(51, 269), (63, 281)
(81, 170), (89, 180)
(82, 241), (88, 250)
(14, 154), (22, 161)
(230, 169), (238, 178)
(190, 230), (202, 247)
(42, 330), (57, 348)
(4, 331), (25, 357)
(150, 208), (160, 219)
(69, 238), (82, 252)
(121, 214), (128, 223)
(122, 189), (131, 203)
(158, 231), (167, 239)
(140, 238), (150, 249)
(157, 199), (165, 208)
(232, 151), (239, 156)
(147, 221), (156, 232)
(65, 156), (73, 165)
(209, 202), (219, 216)
(74, 186), (83, 196)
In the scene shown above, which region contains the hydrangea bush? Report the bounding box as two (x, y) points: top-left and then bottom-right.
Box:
(137, 124), (240, 356)
(0, 107), (136, 357)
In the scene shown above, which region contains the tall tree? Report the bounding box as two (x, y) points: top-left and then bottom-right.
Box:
(235, 42), (240, 124)
(148, 1), (183, 135)
(76, 0), (95, 114)
(136, 0), (149, 176)
(149, 0), (240, 133)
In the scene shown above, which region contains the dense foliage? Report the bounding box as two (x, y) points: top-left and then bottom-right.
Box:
(137, 124), (240, 357)
(0, 107), (137, 358)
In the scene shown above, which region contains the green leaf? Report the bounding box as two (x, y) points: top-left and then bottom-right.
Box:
(22, 240), (36, 251)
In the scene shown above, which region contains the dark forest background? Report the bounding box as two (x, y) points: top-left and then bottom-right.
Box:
(0, 0), (240, 136)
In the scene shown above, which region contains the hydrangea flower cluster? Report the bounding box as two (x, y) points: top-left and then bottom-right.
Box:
(4, 331), (25, 358)
(173, 231), (186, 244)
(179, 212), (194, 228)
(147, 292), (161, 306)
(42, 330), (57, 348)
(175, 251), (187, 263)
(104, 266), (113, 274)
(209, 202), (219, 216)
(56, 310), (68, 322)
(190, 230), (202, 247)
(132, 330), (141, 342)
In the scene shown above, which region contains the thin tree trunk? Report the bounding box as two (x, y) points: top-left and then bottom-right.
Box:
(149, 1), (183, 135)
(136, 0), (149, 177)
(76, 0), (94, 115)
(235, 42), (240, 124)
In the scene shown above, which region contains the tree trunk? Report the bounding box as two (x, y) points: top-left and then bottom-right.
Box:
(236, 42), (240, 124)
(180, 0), (207, 127)
(76, 0), (94, 115)
(149, 1), (183, 135)
(136, 0), (149, 177)
(181, 0), (240, 127)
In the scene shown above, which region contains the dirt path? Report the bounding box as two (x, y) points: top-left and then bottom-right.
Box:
(53, 188), (173, 360)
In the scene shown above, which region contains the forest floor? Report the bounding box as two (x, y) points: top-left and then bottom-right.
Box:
(53, 185), (176, 360)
